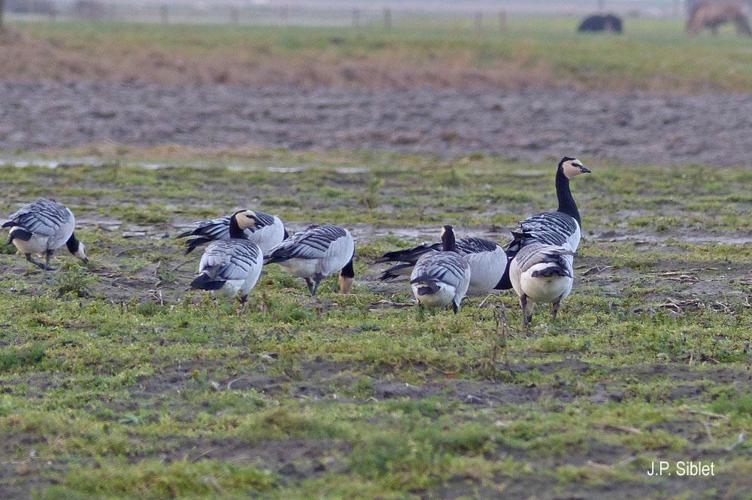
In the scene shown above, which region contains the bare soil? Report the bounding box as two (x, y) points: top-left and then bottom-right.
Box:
(2, 82), (752, 166)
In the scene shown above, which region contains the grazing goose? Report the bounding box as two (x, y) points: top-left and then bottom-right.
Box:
(378, 236), (506, 295)
(2, 198), (88, 270)
(509, 242), (575, 327)
(190, 240), (263, 303)
(178, 210), (287, 254)
(265, 224), (355, 296)
(410, 225), (471, 313)
(499, 157), (590, 289)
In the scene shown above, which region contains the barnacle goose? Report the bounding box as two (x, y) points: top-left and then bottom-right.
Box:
(499, 157), (590, 289)
(178, 210), (287, 254)
(265, 224), (355, 296)
(2, 198), (88, 270)
(190, 209), (264, 302)
(377, 235), (506, 295)
(190, 240), (263, 303)
(509, 242), (575, 326)
(410, 225), (471, 313)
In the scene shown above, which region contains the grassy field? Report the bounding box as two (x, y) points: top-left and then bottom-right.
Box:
(4, 17), (752, 91)
(0, 148), (751, 497)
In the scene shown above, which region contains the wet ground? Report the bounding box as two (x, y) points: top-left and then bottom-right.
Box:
(3, 82), (752, 165)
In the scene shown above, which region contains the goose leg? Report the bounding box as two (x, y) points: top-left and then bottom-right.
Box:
(26, 254), (47, 271)
(551, 297), (563, 321)
(236, 294), (249, 315)
(304, 278), (316, 296)
(451, 299), (460, 314)
(310, 274), (324, 297)
(520, 294), (533, 327)
(45, 250), (55, 271)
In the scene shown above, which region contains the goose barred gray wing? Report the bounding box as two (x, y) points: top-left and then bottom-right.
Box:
(197, 240), (262, 282)
(455, 237), (500, 254)
(266, 225), (346, 262)
(410, 252), (468, 290)
(506, 212), (579, 255)
(178, 215), (249, 254)
(2, 199), (71, 237)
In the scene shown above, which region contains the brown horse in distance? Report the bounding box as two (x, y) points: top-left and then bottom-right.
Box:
(687, 1), (752, 36)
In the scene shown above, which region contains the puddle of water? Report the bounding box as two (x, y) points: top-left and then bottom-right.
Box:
(0, 156), (372, 176)
(335, 167), (370, 175)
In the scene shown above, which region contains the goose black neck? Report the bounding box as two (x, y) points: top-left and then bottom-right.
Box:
(229, 214), (244, 239)
(556, 168), (581, 226)
(65, 233), (80, 254)
(441, 227), (457, 252)
(340, 256), (355, 278)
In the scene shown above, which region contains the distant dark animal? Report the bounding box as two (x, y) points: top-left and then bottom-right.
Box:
(578, 14), (623, 34)
(687, 1), (751, 36)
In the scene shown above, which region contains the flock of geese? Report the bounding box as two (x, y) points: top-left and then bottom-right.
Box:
(2, 157), (590, 326)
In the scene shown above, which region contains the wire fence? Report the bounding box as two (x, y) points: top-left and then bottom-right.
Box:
(4, 1), (692, 28)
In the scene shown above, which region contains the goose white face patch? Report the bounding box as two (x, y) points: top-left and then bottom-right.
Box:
(561, 158), (589, 179)
(562, 159), (584, 179)
(236, 210), (258, 230)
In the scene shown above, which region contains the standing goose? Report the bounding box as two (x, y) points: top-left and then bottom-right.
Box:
(265, 224), (354, 296)
(190, 209), (263, 302)
(178, 210), (287, 254)
(377, 236), (506, 296)
(498, 157), (590, 289)
(410, 225), (471, 313)
(509, 242), (575, 327)
(2, 198), (88, 270)
(190, 240), (263, 303)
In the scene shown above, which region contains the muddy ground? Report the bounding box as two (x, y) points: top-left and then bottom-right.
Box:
(2, 82), (752, 166)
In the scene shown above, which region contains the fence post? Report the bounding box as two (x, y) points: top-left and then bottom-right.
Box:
(160, 5), (168, 24)
(352, 8), (360, 28)
(383, 8), (391, 31)
(474, 12), (483, 33)
(498, 11), (507, 32)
